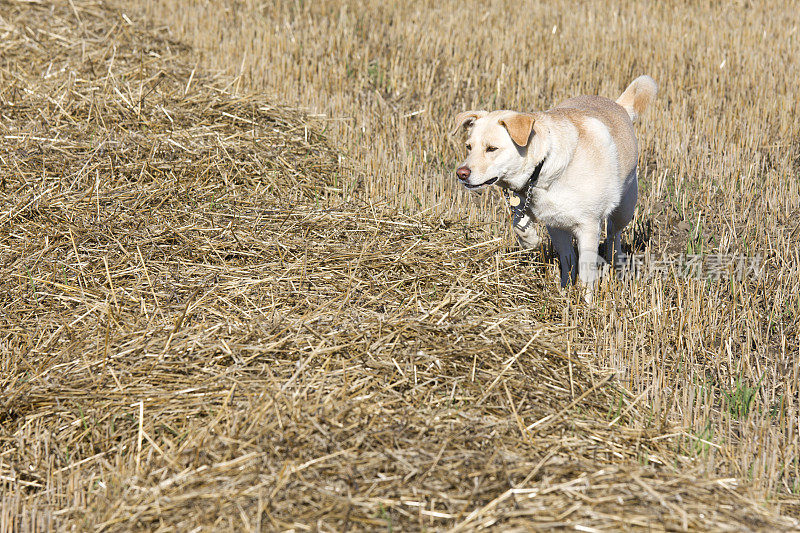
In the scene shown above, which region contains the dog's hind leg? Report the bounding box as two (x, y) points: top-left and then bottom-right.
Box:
(547, 226), (577, 288)
(605, 171), (638, 267)
(602, 218), (622, 266)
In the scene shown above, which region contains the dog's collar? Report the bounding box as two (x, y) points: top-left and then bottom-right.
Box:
(503, 158), (545, 231)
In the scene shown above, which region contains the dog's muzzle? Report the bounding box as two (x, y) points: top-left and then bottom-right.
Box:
(463, 177), (498, 189)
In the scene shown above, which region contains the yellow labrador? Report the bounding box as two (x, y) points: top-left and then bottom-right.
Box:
(454, 76), (656, 299)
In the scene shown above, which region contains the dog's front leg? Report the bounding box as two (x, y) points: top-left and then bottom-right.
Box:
(547, 226), (577, 288)
(576, 224), (603, 302)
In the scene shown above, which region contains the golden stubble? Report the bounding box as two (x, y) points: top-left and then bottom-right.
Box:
(144, 0), (800, 502)
(1, 0), (799, 529)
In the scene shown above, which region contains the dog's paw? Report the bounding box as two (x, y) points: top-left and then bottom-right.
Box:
(514, 226), (542, 249)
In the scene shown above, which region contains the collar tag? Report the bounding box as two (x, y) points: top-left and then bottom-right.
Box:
(506, 190), (529, 230)
(503, 158), (545, 232)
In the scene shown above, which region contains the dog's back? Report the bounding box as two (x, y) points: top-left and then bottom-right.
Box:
(548, 76), (657, 180)
(549, 95), (639, 178)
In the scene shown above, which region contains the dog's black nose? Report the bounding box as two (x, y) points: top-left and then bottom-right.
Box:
(456, 166), (471, 180)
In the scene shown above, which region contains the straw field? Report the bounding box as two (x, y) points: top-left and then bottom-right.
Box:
(1, 0), (799, 530)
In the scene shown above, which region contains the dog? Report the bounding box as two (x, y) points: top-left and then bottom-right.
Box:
(453, 75), (656, 300)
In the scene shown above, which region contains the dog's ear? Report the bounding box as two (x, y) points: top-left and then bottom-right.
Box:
(451, 110), (487, 135)
(499, 113), (536, 147)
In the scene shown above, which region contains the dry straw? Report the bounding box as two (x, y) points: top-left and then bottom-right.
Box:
(1, 0), (798, 531)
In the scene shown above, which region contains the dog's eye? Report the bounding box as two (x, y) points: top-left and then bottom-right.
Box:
(486, 146), (498, 152)
(465, 144), (472, 151)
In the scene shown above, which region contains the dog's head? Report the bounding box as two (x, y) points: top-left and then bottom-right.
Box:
(453, 110), (545, 191)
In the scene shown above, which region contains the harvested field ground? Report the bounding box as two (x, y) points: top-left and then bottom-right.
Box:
(1, 0), (799, 531)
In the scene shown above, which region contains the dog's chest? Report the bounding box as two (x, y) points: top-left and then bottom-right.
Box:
(528, 186), (586, 230)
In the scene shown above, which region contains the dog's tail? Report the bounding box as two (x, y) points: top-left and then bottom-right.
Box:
(616, 75), (657, 122)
